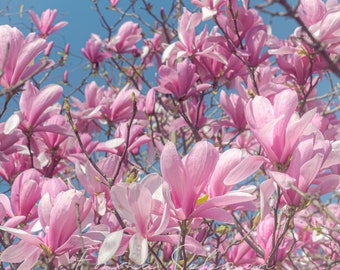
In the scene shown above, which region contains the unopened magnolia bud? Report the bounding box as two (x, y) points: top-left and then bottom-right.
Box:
(63, 70), (68, 84)
(145, 88), (156, 115)
(44, 41), (54, 57)
(110, 0), (119, 8)
(160, 7), (166, 20)
(64, 43), (70, 55)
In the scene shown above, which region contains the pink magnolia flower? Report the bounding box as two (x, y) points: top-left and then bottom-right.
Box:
(276, 53), (315, 85)
(256, 214), (294, 266)
(99, 175), (206, 265)
(215, 4), (263, 48)
(209, 148), (263, 198)
(0, 189), (93, 269)
(101, 179), (171, 265)
(28, 9), (68, 38)
(160, 141), (257, 221)
(35, 114), (74, 177)
(101, 85), (145, 123)
(160, 141), (218, 219)
(309, 6), (340, 55)
(220, 91), (247, 130)
(0, 25), (52, 89)
(7, 169), (43, 224)
(99, 122), (151, 156)
(81, 34), (109, 68)
(227, 233), (257, 266)
(18, 81), (63, 133)
(269, 133), (340, 206)
(245, 89), (315, 165)
(75, 155), (120, 216)
(141, 32), (165, 68)
(162, 8), (202, 63)
(244, 25), (269, 67)
(105, 21), (142, 54)
(155, 59), (210, 100)
(297, 0), (327, 27)
(70, 81), (108, 134)
(0, 153), (31, 182)
(37, 115), (72, 151)
(0, 116), (24, 162)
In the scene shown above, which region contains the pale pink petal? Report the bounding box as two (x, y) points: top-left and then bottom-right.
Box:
(152, 203), (170, 236)
(111, 184), (135, 223)
(202, 7), (217, 21)
(269, 171), (296, 190)
(97, 229), (124, 265)
(38, 193), (53, 230)
(3, 216), (26, 228)
(192, 191), (256, 217)
(47, 190), (91, 251)
(0, 240), (40, 267)
(245, 95), (274, 130)
(30, 84), (63, 124)
(129, 233), (148, 265)
(183, 141), (218, 194)
(260, 179), (275, 219)
(224, 156), (264, 186)
(0, 193), (14, 217)
(4, 114), (20, 134)
(298, 153), (324, 191)
(128, 183), (152, 237)
(210, 149), (243, 196)
(0, 226), (43, 247)
(196, 208), (233, 222)
(160, 142), (187, 207)
(310, 175), (340, 195)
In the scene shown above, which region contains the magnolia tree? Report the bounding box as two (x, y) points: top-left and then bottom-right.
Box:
(0, 0), (340, 269)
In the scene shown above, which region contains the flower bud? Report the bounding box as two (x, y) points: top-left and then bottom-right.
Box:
(63, 70), (68, 84)
(44, 41), (54, 57)
(110, 0), (119, 8)
(145, 88), (156, 115)
(64, 43), (70, 54)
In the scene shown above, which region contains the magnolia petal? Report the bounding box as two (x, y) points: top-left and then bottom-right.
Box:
(129, 233), (148, 265)
(260, 179), (275, 219)
(152, 203), (170, 236)
(105, 138), (125, 148)
(97, 229), (124, 265)
(224, 156), (264, 186)
(4, 114), (20, 134)
(196, 208), (233, 223)
(0, 240), (40, 265)
(269, 171), (296, 190)
(202, 7), (217, 21)
(0, 226), (43, 247)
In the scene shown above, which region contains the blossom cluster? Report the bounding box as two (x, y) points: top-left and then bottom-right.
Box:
(0, 0), (340, 269)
